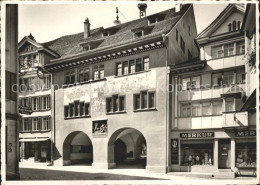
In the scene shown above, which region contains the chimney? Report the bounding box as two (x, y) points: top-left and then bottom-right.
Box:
(176, 4), (182, 12)
(84, 17), (90, 39)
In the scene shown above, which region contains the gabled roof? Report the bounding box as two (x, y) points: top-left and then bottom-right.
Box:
(196, 4), (244, 40)
(43, 4), (191, 63)
(18, 35), (60, 57)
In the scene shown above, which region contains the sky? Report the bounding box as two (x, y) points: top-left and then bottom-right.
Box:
(18, 2), (229, 43)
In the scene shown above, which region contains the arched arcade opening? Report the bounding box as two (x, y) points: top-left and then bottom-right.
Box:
(108, 128), (147, 169)
(63, 131), (93, 166)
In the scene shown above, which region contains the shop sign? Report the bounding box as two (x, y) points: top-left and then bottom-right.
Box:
(235, 130), (256, 137)
(93, 120), (107, 135)
(180, 132), (214, 138)
(18, 106), (33, 115)
(171, 139), (179, 164)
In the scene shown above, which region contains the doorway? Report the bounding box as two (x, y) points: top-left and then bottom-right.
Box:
(218, 139), (231, 169)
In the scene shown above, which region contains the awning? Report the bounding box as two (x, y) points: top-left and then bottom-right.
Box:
(19, 138), (50, 142)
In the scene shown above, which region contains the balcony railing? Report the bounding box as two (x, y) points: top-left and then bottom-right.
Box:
(222, 111), (248, 128)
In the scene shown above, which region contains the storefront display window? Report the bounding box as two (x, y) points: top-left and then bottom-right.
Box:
(181, 143), (213, 166)
(236, 142), (256, 167)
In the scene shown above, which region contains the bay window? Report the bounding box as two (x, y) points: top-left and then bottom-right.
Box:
(42, 117), (50, 130)
(236, 41), (245, 55)
(181, 103), (191, 117)
(236, 69), (246, 84)
(225, 97), (235, 112)
(191, 103), (201, 116)
(212, 41), (245, 59)
(181, 76), (200, 90)
(202, 102), (211, 116)
(224, 43), (234, 57)
(212, 46), (223, 59)
(223, 71), (235, 85)
(212, 101), (223, 115)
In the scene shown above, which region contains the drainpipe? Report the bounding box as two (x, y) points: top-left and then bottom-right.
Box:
(162, 33), (170, 173)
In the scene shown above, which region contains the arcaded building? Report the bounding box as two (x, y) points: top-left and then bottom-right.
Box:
(170, 4), (256, 177)
(44, 4), (199, 173)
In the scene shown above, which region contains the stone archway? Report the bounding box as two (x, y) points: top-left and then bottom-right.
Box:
(108, 128), (147, 169)
(63, 131), (93, 166)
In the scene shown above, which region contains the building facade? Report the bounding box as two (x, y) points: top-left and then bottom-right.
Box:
(170, 4), (256, 178)
(18, 35), (58, 165)
(43, 4), (199, 173)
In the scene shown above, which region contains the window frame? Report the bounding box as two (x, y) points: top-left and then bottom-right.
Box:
(134, 91), (156, 111)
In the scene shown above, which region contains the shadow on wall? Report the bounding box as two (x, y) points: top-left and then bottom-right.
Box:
(53, 145), (62, 161)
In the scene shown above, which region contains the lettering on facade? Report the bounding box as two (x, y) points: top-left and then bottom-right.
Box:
(180, 132), (214, 138)
(171, 139), (179, 164)
(235, 130), (256, 137)
(18, 105), (33, 115)
(92, 120), (107, 135)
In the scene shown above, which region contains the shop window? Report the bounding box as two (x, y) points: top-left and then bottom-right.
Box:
(106, 95), (125, 113)
(225, 97), (235, 112)
(236, 142), (256, 167)
(78, 68), (90, 82)
(181, 143), (214, 166)
(65, 70), (76, 85)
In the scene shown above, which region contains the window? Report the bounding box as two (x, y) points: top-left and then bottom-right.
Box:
(102, 32), (109, 37)
(65, 101), (90, 118)
(191, 103), (200, 116)
(42, 117), (50, 130)
(181, 103), (191, 117)
(237, 21), (241, 30)
(122, 61), (129, 75)
(236, 142), (256, 167)
(188, 25), (191, 36)
(85, 103), (90, 116)
(32, 97), (38, 111)
(181, 101), (223, 117)
(180, 36), (185, 52)
(181, 76), (200, 90)
(129, 60), (135, 74)
(106, 95), (125, 113)
(212, 101), (222, 115)
(69, 103), (74, 117)
(65, 70), (76, 84)
(32, 117), (41, 131)
(149, 17), (156, 24)
(74, 101), (79, 116)
(202, 102), (211, 116)
(134, 91), (155, 110)
(225, 97), (234, 112)
(181, 143), (213, 166)
(43, 76), (50, 89)
(78, 68), (90, 82)
(224, 43), (234, 57)
(136, 58), (142, 72)
(134, 31), (143, 38)
(134, 94), (141, 110)
(116, 63), (122, 76)
(148, 92), (155, 108)
(94, 65), (104, 80)
(42, 96), (50, 110)
(64, 106), (69, 118)
(223, 71), (235, 85)
(23, 118), (32, 131)
(19, 98), (29, 107)
(80, 102), (84, 116)
(212, 46), (223, 59)
(176, 29), (178, 42)
(236, 69), (245, 84)
(228, 24), (232, 32)
(236, 41), (245, 55)
(212, 73), (223, 86)
(143, 57), (149, 71)
(233, 21), (236, 31)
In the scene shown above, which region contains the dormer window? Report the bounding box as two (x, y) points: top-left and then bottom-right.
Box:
(102, 31), (109, 37)
(134, 31), (143, 38)
(148, 14), (166, 24)
(83, 45), (91, 51)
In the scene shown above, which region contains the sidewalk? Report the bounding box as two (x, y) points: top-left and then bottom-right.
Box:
(19, 163), (258, 182)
